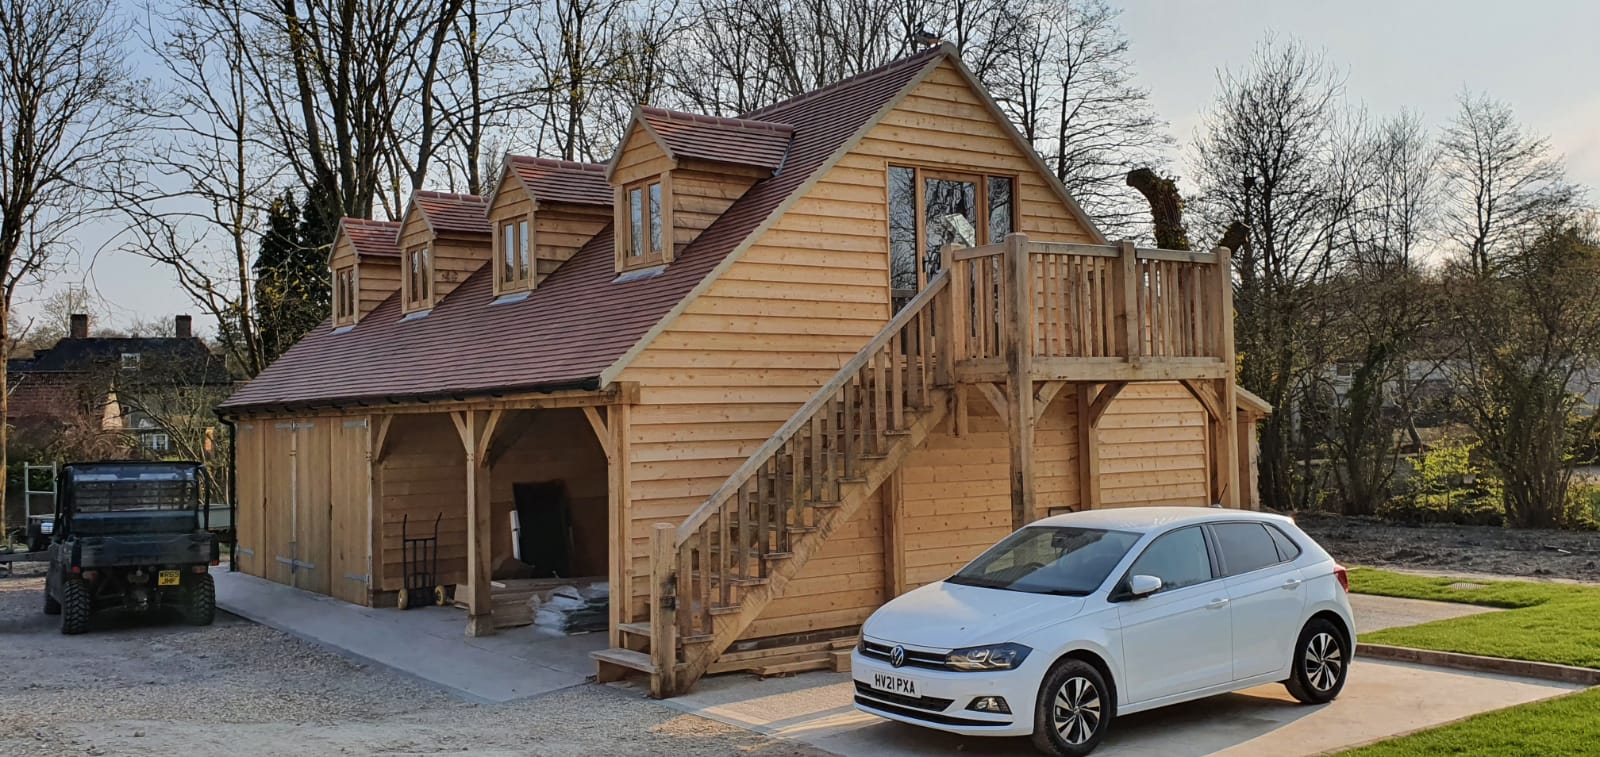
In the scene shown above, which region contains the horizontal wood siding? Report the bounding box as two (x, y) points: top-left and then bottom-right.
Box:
(1099, 382), (1210, 506)
(376, 414), (468, 590)
(616, 57), (1097, 640)
(671, 168), (756, 250)
(430, 237), (490, 303)
(897, 394), (1078, 590)
(612, 128), (674, 187)
(357, 259), (401, 320)
(534, 204), (610, 284)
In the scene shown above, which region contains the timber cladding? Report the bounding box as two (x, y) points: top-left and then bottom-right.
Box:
(612, 57), (1105, 639)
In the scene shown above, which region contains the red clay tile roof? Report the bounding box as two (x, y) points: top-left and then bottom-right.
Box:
(638, 107), (795, 170)
(411, 191), (491, 236)
(220, 45), (948, 412)
(341, 218), (402, 258)
(506, 155), (612, 206)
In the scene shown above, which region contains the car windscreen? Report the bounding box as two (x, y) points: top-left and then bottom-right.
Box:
(946, 526), (1141, 596)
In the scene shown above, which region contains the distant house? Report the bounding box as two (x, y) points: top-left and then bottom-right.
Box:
(220, 44), (1270, 698)
(7, 314), (233, 459)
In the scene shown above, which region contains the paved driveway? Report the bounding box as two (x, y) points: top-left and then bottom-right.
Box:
(656, 595), (1577, 757)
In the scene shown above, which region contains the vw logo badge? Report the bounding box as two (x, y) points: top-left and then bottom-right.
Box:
(889, 645), (906, 668)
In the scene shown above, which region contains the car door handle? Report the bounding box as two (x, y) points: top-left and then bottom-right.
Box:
(1206, 598), (1230, 610)
(1282, 578), (1303, 590)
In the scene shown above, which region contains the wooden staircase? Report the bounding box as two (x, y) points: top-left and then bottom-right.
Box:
(593, 269), (956, 697)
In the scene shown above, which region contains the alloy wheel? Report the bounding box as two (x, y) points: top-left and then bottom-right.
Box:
(1303, 631), (1343, 692)
(1051, 676), (1102, 745)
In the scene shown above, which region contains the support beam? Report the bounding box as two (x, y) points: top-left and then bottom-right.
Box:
(583, 406), (615, 461)
(451, 410), (500, 637)
(648, 522), (677, 698)
(371, 414), (395, 463)
(881, 473), (906, 598)
(1033, 381), (1067, 426)
(1076, 385), (1102, 511)
(606, 402), (633, 645)
(1085, 381), (1128, 427)
(1004, 233), (1036, 529)
(974, 381), (1008, 425)
(1214, 245), (1240, 509)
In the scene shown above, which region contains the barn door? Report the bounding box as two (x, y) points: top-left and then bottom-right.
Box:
(232, 422), (264, 577)
(292, 420), (332, 595)
(328, 419), (372, 603)
(264, 422), (297, 585)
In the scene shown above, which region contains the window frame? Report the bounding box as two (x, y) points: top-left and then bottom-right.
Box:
(333, 265), (357, 324)
(615, 173), (672, 272)
(494, 213), (535, 294)
(402, 243), (433, 312)
(886, 163), (1018, 304)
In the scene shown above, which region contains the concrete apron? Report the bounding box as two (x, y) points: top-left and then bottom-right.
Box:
(651, 661), (1582, 757)
(213, 568), (606, 703)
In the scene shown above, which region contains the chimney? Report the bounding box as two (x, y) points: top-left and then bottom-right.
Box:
(175, 315), (193, 339)
(69, 313), (88, 339)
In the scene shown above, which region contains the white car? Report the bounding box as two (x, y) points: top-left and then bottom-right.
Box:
(852, 507), (1354, 756)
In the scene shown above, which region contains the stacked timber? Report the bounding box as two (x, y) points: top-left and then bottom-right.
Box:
(707, 636), (859, 677)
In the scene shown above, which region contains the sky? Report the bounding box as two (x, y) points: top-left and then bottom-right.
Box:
(27, 0), (1600, 336)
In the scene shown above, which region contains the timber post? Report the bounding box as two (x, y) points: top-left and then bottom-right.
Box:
(1115, 239), (1140, 359)
(649, 522), (678, 697)
(1214, 246), (1240, 508)
(1003, 233), (1036, 529)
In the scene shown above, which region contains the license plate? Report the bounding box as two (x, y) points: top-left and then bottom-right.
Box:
(158, 570), (180, 587)
(871, 673), (918, 697)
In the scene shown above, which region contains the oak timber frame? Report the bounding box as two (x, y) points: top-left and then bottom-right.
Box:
(621, 233), (1244, 697)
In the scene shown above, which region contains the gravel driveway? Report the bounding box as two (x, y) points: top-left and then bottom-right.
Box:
(0, 564), (828, 757)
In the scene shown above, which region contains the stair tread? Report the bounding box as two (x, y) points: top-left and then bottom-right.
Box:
(591, 648), (656, 673)
(619, 622), (652, 637)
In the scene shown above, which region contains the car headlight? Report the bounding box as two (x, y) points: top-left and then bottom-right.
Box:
(945, 642), (1032, 671)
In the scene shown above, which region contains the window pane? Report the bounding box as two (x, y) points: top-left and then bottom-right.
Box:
(501, 224), (515, 282)
(988, 176), (1013, 244)
(1129, 526), (1212, 592)
(420, 249), (430, 299)
(1268, 525), (1303, 561)
(629, 187), (644, 258)
(1213, 523), (1282, 576)
(924, 176), (976, 281)
(518, 220), (531, 281)
(888, 166), (917, 307)
(648, 183), (662, 255)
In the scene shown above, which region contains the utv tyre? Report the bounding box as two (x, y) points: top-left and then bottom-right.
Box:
(60, 578), (92, 635)
(1285, 618), (1349, 705)
(182, 573), (216, 626)
(1031, 658), (1113, 756)
(43, 587), (61, 615)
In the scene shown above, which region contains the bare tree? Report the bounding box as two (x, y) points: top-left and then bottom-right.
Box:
(1190, 36), (1361, 510)
(0, 0), (140, 536)
(1440, 91), (1575, 277)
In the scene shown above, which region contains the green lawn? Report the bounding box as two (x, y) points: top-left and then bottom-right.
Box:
(1334, 687), (1600, 757)
(1350, 568), (1600, 669)
(1327, 569), (1600, 756)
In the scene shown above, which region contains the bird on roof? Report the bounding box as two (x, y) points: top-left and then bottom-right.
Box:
(912, 27), (941, 47)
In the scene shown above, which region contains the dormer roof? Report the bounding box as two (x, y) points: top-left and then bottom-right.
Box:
(498, 155), (612, 206)
(607, 107), (796, 180)
(339, 218), (402, 259)
(403, 191), (491, 237)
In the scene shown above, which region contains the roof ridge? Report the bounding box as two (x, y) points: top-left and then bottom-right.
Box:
(743, 43), (950, 120)
(416, 190), (488, 202)
(640, 106), (795, 134)
(507, 154), (607, 173)
(344, 217), (401, 227)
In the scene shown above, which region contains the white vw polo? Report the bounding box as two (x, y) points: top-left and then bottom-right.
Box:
(852, 507), (1355, 756)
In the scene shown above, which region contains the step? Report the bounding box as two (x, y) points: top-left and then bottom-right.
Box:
(689, 570), (771, 587)
(619, 622), (652, 638)
(591, 647), (655, 674)
(708, 604), (742, 616)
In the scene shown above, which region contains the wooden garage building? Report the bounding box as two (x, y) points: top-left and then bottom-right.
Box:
(219, 43), (1269, 697)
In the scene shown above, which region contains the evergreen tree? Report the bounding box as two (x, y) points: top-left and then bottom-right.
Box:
(253, 188), (333, 364)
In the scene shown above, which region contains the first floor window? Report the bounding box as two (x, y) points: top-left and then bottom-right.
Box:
(498, 218), (533, 289)
(334, 266), (356, 321)
(888, 165), (1015, 308)
(620, 177), (666, 269)
(405, 245), (431, 307)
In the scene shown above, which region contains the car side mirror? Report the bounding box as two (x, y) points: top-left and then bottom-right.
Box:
(1128, 574), (1162, 598)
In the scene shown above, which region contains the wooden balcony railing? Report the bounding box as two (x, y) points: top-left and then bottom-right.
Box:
(945, 234), (1234, 381)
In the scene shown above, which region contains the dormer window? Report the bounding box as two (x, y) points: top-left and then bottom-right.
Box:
(404, 244), (433, 311)
(496, 217), (532, 292)
(618, 177), (668, 270)
(333, 265), (356, 325)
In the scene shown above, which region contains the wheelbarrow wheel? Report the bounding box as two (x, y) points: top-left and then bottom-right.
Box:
(397, 588), (409, 611)
(433, 586), (447, 607)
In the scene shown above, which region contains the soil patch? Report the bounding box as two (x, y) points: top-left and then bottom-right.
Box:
(1295, 513), (1600, 582)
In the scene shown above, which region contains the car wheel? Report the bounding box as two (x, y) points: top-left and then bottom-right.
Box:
(182, 573), (216, 626)
(61, 578), (92, 635)
(1285, 618), (1349, 704)
(1031, 658), (1112, 756)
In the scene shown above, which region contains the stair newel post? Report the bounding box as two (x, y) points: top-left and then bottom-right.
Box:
(1213, 245), (1240, 508)
(649, 522), (678, 697)
(1003, 233), (1038, 530)
(938, 244), (962, 386)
